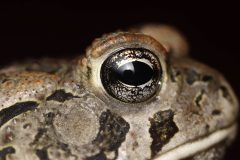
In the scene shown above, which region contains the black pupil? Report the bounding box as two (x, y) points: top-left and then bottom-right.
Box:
(112, 61), (154, 86)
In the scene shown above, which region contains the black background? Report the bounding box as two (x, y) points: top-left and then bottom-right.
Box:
(0, 1), (239, 159)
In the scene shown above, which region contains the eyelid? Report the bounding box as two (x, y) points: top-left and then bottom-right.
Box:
(85, 32), (167, 59)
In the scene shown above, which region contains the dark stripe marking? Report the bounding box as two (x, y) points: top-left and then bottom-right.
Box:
(186, 69), (200, 85)
(46, 90), (79, 102)
(149, 110), (179, 158)
(93, 110), (130, 151)
(36, 148), (50, 160)
(89, 110), (129, 160)
(0, 101), (39, 127)
(185, 69), (214, 85)
(31, 128), (47, 145)
(219, 85), (233, 103)
(0, 147), (16, 160)
(202, 75), (213, 82)
(212, 109), (222, 116)
(195, 89), (205, 107)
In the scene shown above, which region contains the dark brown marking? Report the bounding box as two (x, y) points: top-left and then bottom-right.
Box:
(212, 109), (221, 115)
(46, 89), (79, 102)
(36, 148), (50, 160)
(169, 66), (181, 82)
(186, 69), (200, 85)
(93, 110), (130, 152)
(58, 142), (69, 151)
(1, 79), (9, 84)
(185, 69), (213, 85)
(57, 142), (78, 159)
(23, 123), (32, 129)
(132, 141), (139, 151)
(219, 85), (233, 102)
(220, 86), (229, 98)
(31, 128), (47, 145)
(201, 75), (213, 82)
(0, 74), (8, 84)
(195, 90), (205, 107)
(149, 110), (179, 158)
(0, 147), (16, 160)
(87, 66), (92, 80)
(205, 124), (210, 131)
(0, 101), (39, 127)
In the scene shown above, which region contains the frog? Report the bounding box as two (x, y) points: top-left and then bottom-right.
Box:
(0, 24), (238, 160)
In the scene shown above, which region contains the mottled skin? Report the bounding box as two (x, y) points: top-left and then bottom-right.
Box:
(0, 24), (238, 160)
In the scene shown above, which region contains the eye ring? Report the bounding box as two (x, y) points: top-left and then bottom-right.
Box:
(100, 47), (162, 103)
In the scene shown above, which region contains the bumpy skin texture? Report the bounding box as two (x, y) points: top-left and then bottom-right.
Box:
(0, 24), (238, 160)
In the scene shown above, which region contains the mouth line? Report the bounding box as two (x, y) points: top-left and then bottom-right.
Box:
(154, 123), (237, 160)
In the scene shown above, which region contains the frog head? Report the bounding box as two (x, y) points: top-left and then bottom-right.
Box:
(73, 25), (238, 159)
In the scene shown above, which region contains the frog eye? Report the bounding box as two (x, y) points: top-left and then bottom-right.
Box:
(100, 48), (162, 103)
(78, 32), (168, 104)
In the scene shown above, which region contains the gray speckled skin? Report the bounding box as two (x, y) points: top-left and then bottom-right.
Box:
(0, 24), (238, 160)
